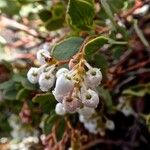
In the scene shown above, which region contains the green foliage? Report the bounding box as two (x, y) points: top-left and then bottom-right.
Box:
(39, 2), (66, 31)
(84, 36), (127, 57)
(21, 79), (37, 90)
(44, 113), (59, 135)
(52, 37), (83, 60)
(38, 9), (52, 22)
(98, 87), (113, 111)
(56, 118), (66, 141)
(67, 0), (95, 30)
(0, 80), (14, 90)
(16, 88), (30, 101)
(84, 36), (108, 56)
(32, 93), (56, 113)
(0, 0), (21, 16)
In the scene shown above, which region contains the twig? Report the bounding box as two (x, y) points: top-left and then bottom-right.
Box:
(117, 60), (150, 74)
(0, 16), (45, 40)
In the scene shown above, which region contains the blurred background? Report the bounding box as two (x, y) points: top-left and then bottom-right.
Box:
(0, 0), (150, 150)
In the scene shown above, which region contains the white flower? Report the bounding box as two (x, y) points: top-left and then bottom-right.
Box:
(54, 74), (74, 96)
(84, 121), (98, 134)
(105, 120), (115, 130)
(77, 106), (95, 117)
(81, 89), (99, 108)
(37, 49), (51, 65)
(52, 90), (63, 103)
(85, 68), (102, 88)
(27, 67), (40, 84)
(39, 72), (55, 91)
(55, 103), (66, 115)
(56, 68), (69, 78)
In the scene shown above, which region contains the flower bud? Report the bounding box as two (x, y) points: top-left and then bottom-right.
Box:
(55, 103), (66, 115)
(85, 68), (102, 88)
(27, 67), (40, 84)
(56, 68), (69, 78)
(81, 89), (99, 108)
(39, 72), (55, 92)
(37, 49), (51, 65)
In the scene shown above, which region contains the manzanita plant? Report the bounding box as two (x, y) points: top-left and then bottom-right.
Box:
(0, 0), (150, 150)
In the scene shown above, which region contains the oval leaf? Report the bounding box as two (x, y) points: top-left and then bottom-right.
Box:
(52, 37), (83, 60)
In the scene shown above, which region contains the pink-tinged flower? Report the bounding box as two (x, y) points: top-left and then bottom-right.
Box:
(63, 96), (81, 113)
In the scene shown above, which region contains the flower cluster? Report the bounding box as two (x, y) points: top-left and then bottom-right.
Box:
(27, 48), (102, 114)
(54, 62), (102, 114)
(27, 49), (57, 92)
(27, 47), (104, 134)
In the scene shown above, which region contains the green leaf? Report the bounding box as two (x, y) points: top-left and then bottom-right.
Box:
(16, 88), (30, 100)
(112, 45), (126, 59)
(42, 2), (65, 30)
(93, 53), (108, 76)
(51, 2), (65, 17)
(67, 0), (95, 30)
(84, 36), (127, 57)
(52, 37), (83, 60)
(4, 89), (17, 100)
(12, 74), (26, 82)
(56, 118), (66, 141)
(84, 36), (108, 56)
(44, 114), (59, 135)
(32, 93), (56, 113)
(108, 0), (124, 13)
(98, 87), (113, 111)
(0, 0), (21, 16)
(0, 80), (14, 90)
(21, 79), (37, 90)
(45, 17), (64, 31)
(38, 9), (52, 22)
